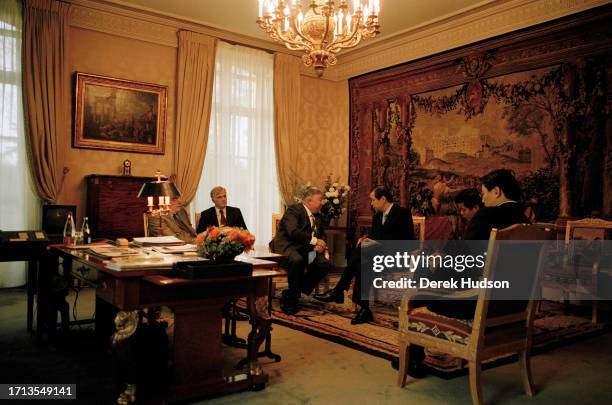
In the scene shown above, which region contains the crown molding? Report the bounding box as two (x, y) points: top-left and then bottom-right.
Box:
(67, 0), (292, 53)
(331, 0), (609, 81)
(67, 0), (325, 78)
(66, 0), (606, 82)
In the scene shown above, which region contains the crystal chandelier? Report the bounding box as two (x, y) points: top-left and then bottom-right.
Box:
(257, 0), (380, 77)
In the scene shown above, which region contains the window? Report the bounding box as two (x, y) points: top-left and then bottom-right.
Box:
(193, 42), (280, 246)
(0, 0), (38, 287)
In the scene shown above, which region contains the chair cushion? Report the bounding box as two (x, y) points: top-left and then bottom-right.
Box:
(407, 307), (473, 345)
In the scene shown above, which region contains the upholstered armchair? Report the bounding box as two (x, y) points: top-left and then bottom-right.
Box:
(397, 224), (556, 405)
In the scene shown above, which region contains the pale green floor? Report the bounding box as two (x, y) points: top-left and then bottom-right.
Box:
(1, 287), (611, 405)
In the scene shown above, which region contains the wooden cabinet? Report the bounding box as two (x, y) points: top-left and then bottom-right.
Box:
(86, 175), (154, 240)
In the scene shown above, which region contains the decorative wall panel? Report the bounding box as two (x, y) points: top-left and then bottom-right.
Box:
(349, 7), (612, 236)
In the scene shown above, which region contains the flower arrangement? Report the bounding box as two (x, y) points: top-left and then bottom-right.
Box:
(195, 226), (256, 261)
(320, 176), (350, 225)
(293, 175), (351, 225)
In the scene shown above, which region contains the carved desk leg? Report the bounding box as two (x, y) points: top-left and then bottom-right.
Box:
(112, 310), (140, 405)
(245, 281), (270, 390)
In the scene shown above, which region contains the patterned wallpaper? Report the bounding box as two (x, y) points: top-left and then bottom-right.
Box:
(297, 76), (349, 190)
(58, 28), (349, 225)
(62, 27), (176, 224)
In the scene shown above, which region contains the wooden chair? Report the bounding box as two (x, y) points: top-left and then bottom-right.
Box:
(271, 213), (282, 238)
(270, 212), (284, 297)
(412, 216), (426, 241)
(397, 224), (556, 405)
(563, 218), (612, 323)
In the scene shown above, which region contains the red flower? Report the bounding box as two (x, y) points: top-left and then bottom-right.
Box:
(207, 227), (221, 240)
(195, 233), (205, 245)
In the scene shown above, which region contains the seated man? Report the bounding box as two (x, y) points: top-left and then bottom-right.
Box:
(401, 169), (529, 377)
(270, 187), (331, 315)
(454, 187), (483, 239)
(196, 186), (247, 233)
(465, 169), (529, 240)
(315, 187), (413, 324)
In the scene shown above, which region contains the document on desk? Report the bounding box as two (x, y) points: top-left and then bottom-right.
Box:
(132, 236), (185, 246)
(152, 244), (197, 254)
(89, 246), (142, 258)
(106, 254), (175, 271)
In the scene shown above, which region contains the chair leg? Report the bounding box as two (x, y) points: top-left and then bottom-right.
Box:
(519, 349), (535, 397)
(397, 340), (410, 387)
(591, 301), (598, 325)
(468, 360), (483, 405)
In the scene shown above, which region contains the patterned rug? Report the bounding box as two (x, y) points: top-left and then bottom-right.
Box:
(260, 278), (608, 373)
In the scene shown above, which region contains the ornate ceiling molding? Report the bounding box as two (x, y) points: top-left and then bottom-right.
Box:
(70, 2), (178, 47)
(67, 0), (606, 82)
(329, 0), (608, 81)
(68, 0), (291, 53)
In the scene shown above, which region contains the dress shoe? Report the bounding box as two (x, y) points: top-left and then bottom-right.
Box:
(351, 308), (373, 325)
(280, 302), (299, 316)
(314, 288), (344, 304)
(280, 290), (299, 315)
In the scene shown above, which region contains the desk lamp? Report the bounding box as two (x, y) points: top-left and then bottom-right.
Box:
(137, 171), (181, 216)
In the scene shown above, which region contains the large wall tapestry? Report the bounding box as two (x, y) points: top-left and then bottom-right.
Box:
(349, 7), (612, 238)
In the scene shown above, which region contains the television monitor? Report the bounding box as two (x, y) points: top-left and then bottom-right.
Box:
(42, 205), (77, 237)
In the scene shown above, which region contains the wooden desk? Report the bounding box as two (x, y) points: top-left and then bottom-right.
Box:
(52, 246), (283, 403)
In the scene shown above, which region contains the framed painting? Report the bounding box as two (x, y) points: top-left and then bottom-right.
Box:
(74, 73), (167, 154)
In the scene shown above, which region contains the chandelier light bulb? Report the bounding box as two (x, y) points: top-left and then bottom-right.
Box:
(256, 0), (381, 77)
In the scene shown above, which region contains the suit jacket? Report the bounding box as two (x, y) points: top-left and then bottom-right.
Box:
(464, 201), (528, 240)
(370, 204), (414, 241)
(196, 206), (247, 233)
(270, 204), (325, 257)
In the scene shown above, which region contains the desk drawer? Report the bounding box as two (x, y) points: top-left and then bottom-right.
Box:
(72, 262), (99, 286)
(97, 272), (117, 305)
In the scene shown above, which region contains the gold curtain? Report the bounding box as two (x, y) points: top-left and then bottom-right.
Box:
(273, 53), (301, 206)
(23, 0), (70, 204)
(173, 31), (216, 205)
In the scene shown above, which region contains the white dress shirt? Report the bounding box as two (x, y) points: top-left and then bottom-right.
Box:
(382, 203), (394, 225)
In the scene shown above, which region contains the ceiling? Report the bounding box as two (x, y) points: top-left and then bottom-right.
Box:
(106, 0), (490, 50)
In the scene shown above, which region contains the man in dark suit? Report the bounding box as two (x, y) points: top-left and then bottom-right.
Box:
(455, 187), (483, 239)
(464, 169), (528, 240)
(270, 187), (331, 315)
(400, 169), (529, 378)
(315, 187), (414, 324)
(196, 186), (247, 233)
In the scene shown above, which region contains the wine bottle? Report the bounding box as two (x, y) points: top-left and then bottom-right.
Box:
(81, 217), (91, 244)
(63, 212), (76, 245)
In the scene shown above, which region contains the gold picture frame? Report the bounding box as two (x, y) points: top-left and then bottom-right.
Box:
(74, 72), (167, 154)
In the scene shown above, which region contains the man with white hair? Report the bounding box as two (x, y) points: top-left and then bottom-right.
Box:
(270, 187), (331, 315)
(196, 186), (247, 233)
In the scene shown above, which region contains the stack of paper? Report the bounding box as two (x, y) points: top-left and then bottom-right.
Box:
(106, 254), (175, 271)
(152, 244), (197, 254)
(88, 246), (142, 258)
(132, 236), (185, 247)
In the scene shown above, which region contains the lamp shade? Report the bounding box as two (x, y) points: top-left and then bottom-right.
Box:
(137, 181), (181, 198)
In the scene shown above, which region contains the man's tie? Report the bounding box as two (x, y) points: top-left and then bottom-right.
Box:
(310, 214), (317, 234)
(382, 213), (388, 225)
(219, 209), (227, 226)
